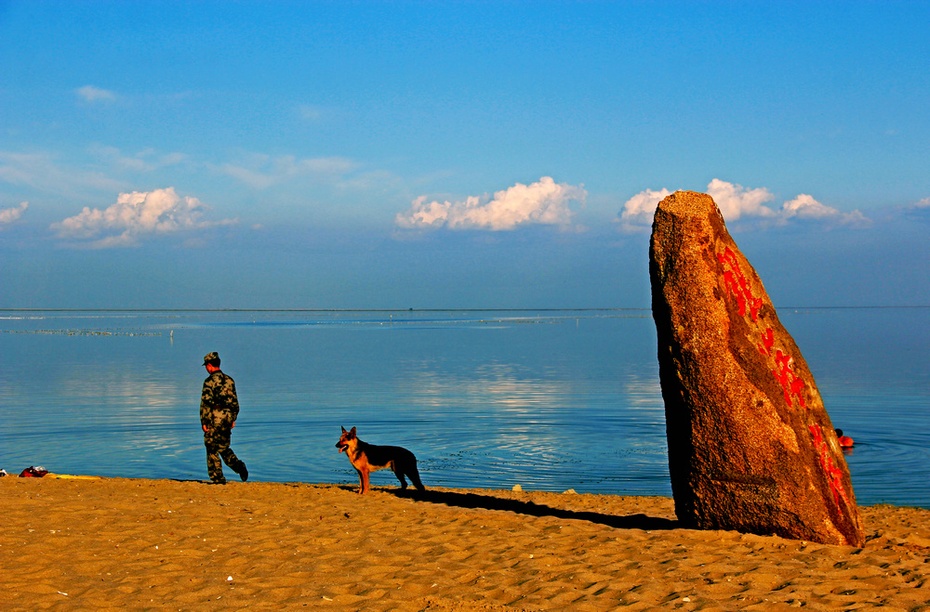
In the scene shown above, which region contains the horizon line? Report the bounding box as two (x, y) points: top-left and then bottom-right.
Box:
(2, 305), (929, 313)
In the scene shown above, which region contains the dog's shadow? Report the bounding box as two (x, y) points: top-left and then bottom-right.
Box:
(387, 488), (679, 531)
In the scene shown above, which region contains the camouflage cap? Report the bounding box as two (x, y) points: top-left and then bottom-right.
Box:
(202, 351), (220, 366)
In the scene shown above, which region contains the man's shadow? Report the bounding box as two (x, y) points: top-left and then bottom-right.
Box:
(388, 488), (679, 531)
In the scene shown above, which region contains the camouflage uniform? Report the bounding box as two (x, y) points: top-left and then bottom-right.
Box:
(200, 352), (248, 484)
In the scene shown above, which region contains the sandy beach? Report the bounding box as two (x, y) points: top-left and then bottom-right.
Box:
(1, 476), (928, 611)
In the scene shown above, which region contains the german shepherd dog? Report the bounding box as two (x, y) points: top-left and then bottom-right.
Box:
(335, 426), (425, 494)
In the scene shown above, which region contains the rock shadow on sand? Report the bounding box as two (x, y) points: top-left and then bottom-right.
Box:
(388, 488), (679, 531)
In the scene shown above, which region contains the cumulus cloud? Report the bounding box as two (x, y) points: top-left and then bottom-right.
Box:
(395, 177), (587, 231)
(51, 188), (237, 248)
(0, 201), (28, 227)
(705, 178), (777, 220)
(903, 196), (930, 223)
(615, 188), (672, 230)
(76, 85), (116, 103)
(619, 179), (869, 231)
(780, 194), (837, 220)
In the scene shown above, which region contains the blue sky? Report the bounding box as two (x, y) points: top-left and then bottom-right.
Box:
(1, 1), (928, 309)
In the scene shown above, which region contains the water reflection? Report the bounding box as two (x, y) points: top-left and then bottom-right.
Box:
(0, 308), (927, 507)
(403, 361), (571, 410)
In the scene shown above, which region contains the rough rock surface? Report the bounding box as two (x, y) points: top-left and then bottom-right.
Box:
(649, 190), (864, 546)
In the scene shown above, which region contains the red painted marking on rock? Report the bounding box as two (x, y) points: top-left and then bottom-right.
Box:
(717, 248), (805, 409)
(717, 248), (762, 321)
(809, 424), (851, 508)
(758, 327), (775, 355)
(773, 350), (807, 409)
(718, 246), (849, 510)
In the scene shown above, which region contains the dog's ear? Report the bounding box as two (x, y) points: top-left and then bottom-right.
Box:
(349, 426), (357, 437)
(341, 426), (347, 433)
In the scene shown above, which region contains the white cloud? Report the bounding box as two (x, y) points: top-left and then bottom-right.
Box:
(51, 188), (237, 248)
(0, 201), (28, 226)
(780, 194), (870, 227)
(902, 196), (930, 223)
(0, 150), (123, 196)
(88, 144), (188, 173)
(76, 85), (116, 103)
(705, 178), (777, 220)
(395, 176), (587, 231)
(619, 179), (869, 231)
(614, 188), (671, 231)
(219, 154), (357, 189)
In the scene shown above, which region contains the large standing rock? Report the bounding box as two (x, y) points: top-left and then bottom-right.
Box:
(649, 190), (864, 546)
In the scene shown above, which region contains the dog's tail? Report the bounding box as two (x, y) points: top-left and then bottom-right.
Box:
(408, 463), (426, 492)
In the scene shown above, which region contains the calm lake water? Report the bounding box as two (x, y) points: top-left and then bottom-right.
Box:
(1, 308), (927, 508)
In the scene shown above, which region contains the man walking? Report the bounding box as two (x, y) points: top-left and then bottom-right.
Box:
(200, 352), (248, 484)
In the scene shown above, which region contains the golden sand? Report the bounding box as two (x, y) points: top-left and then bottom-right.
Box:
(1, 476), (928, 610)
